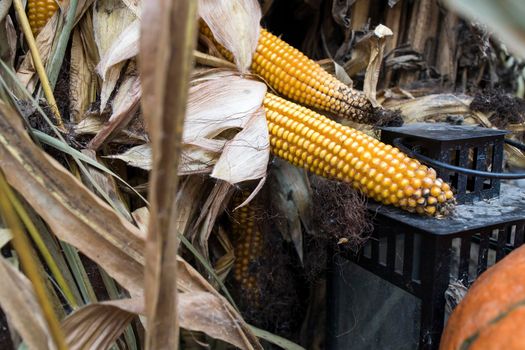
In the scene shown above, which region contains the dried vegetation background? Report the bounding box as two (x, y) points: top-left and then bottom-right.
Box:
(0, 0), (525, 349)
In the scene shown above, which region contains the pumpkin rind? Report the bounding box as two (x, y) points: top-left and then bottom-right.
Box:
(440, 245), (525, 350)
(469, 306), (525, 350)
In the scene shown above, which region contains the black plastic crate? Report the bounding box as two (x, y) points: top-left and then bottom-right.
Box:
(327, 184), (525, 350)
(327, 123), (525, 350)
(380, 123), (508, 203)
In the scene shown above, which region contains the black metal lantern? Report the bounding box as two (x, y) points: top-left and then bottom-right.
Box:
(327, 123), (525, 350)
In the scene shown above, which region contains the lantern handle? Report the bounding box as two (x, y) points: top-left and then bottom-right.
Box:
(393, 138), (525, 180)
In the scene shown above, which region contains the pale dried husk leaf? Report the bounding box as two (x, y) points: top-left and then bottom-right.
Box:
(363, 24), (393, 107)
(185, 72), (269, 183)
(106, 144), (152, 170)
(88, 70), (141, 149)
(69, 10), (100, 122)
(93, 1), (137, 110)
(198, 0), (261, 73)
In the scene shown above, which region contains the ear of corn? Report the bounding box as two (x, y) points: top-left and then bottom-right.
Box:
(200, 23), (375, 124)
(231, 192), (263, 305)
(264, 93), (455, 216)
(27, 0), (59, 35)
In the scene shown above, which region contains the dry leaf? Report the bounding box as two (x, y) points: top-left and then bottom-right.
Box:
(62, 298), (140, 350)
(383, 93), (473, 123)
(191, 180), (232, 257)
(93, 0), (138, 110)
(211, 107), (269, 183)
(89, 71), (141, 150)
(0, 15), (16, 69)
(185, 72), (269, 183)
(0, 257), (53, 350)
(63, 288), (261, 350)
(69, 11), (100, 122)
(198, 0), (261, 73)
(106, 144), (152, 170)
(363, 24), (393, 107)
(16, 0), (96, 91)
(0, 0), (11, 21)
(121, 0), (142, 18)
(80, 149), (133, 221)
(96, 18), (139, 79)
(0, 101), (145, 297)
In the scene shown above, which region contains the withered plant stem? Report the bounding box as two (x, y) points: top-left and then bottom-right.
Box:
(141, 0), (198, 349)
(12, 0), (64, 130)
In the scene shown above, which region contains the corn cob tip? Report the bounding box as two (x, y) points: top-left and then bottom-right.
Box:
(264, 92), (456, 217)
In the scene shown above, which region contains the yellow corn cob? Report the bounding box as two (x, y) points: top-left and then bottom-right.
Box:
(231, 192), (263, 305)
(27, 0), (59, 35)
(264, 93), (455, 216)
(200, 23), (375, 124)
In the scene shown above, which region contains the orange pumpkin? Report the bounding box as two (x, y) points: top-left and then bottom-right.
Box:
(440, 244), (525, 350)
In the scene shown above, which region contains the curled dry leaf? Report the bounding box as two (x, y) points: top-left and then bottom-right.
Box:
(185, 72), (269, 183)
(112, 72), (270, 184)
(363, 24), (393, 107)
(198, 0), (262, 73)
(62, 298), (141, 350)
(0, 257), (53, 350)
(62, 291), (262, 350)
(270, 158), (313, 263)
(88, 71), (141, 150)
(211, 107), (269, 183)
(94, 1), (138, 110)
(106, 144), (152, 170)
(96, 18), (139, 79)
(0, 101), (145, 297)
(343, 24), (393, 107)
